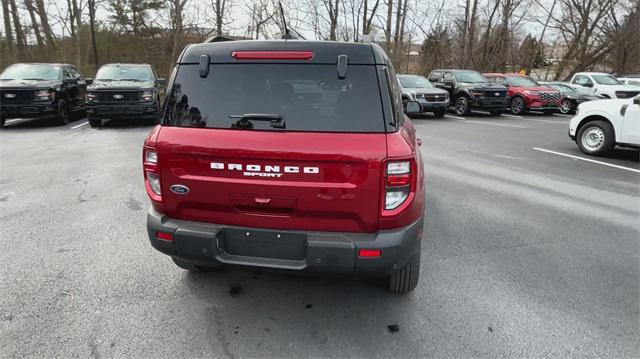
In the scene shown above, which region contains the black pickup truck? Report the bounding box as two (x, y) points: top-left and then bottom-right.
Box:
(0, 63), (87, 127)
(86, 63), (165, 127)
(428, 69), (508, 116)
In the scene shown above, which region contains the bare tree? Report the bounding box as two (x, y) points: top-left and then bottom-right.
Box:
(211, 0), (231, 36)
(8, 0), (27, 60)
(322, 0), (340, 40)
(2, 0), (15, 62)
(245, 0), (275, 39)
(168, 0), (188, 69)
(34, 0), (56, 48)
(546, 0), (620, 79)
(362, 0), (380, 35)
(24, 0), (45, 49)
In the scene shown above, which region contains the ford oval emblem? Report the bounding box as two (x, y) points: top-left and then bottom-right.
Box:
(4, 93), (16, 98)
(170, 184), (190, 195)
(113, 94), (124, 100)
(494, 92), (500, 96)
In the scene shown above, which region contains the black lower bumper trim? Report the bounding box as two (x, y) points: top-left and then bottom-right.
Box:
(146, 209), (423, 277)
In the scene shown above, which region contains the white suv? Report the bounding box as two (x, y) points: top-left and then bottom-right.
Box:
(569, 95), (640, 156)
(569, 72), (640, 99)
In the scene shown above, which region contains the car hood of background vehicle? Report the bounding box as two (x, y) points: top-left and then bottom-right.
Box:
(578, 97), (630, 112)
(89, 80), (155, 90)
(0, 79), (60, 89)
(458, 82), (507, 90)
(404, 87), (449, 95)
(511, 86), (559, 92)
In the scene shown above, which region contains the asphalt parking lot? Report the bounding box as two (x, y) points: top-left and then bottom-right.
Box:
(0, 112), (638, 358)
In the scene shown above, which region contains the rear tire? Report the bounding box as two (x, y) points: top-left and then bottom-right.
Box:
(433, 109), (445, 118)
(56, 100), (69, 125)
(88, 117), (102, 127)
(388, 246), (421, 293)
(172, 257), (220, 272)
(576, 120), (615, 156)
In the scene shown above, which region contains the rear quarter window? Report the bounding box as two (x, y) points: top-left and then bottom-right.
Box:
(162, 64), (386, 132)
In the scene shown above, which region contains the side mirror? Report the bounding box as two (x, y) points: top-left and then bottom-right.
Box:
(85, 78), (93, 85)
(583, 82), (593, 88)
(404, 100), (422, 115)
(443, 79), (454, 87)
(64, 78), (77, 85)
(633, 96), (640, 105)
(156, 78), (166, 86)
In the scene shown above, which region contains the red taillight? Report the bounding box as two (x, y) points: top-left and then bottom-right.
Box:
(156, 231), (173, 241)
(386, 174), (411, 187)
(143, 147), (161, 202)
(231, 51), (313, 60)
(358, 249), (382, 258)
(383, 160), (413, 214)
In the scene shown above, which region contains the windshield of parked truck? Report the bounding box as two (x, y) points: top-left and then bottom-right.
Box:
(0, 64), (61, 81)
(95, 65), (153, 82)
(452, 71), (487, 83)
(592, 74), (622, 85)
(398, 75), (433, 88)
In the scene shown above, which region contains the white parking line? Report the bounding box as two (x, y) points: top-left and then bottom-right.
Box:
(463, 120), (528, 128)
(518, 118), (568, 124)
(533, 147), (640, 174)
(71, 121), (89, 129)
(501, 114), (523, 119)
(444, 115), (465, 120)
(4, 118), (30, 124)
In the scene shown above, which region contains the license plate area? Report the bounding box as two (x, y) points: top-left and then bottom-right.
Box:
(221, 228), (306, 260)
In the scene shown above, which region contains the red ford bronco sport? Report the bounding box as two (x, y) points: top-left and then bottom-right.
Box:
(143, 40), (425, 292)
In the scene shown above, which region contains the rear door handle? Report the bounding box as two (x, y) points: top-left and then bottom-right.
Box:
(417, 138), (423, 146)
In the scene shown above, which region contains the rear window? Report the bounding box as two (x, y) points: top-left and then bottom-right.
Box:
(162, 64), (385, 132)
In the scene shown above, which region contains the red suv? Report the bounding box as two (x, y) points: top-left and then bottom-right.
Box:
(484, 73), (561, 115)
(143, 40), (425, 293)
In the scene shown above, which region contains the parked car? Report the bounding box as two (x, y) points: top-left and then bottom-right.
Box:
(484, 73), (561, 115)
(0, 63), (86, 127)
(569, 95), (640, 156)
(569, 72), (640, 99)
(144, 40), (425, 293)
(618, 77), (640, 86)
(539, 81), (603, 114)
(86, 63), (165, 127)
(428, 69), (508, 116)
(397, 74), (449, 117)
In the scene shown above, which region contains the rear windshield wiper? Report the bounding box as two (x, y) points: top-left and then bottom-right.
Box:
(22, 78), (47, 81)
(119, 78), (144, 82)
(229, 113), (285, 129)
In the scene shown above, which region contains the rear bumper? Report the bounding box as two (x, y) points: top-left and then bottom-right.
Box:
(87, 103), (158, 119)
(147, 209), (423, 277)
(1, 103), (57, 119)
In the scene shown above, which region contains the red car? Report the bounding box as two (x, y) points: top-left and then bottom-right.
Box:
(484, 73), (561, 115)
(143, 40), (425, 293)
